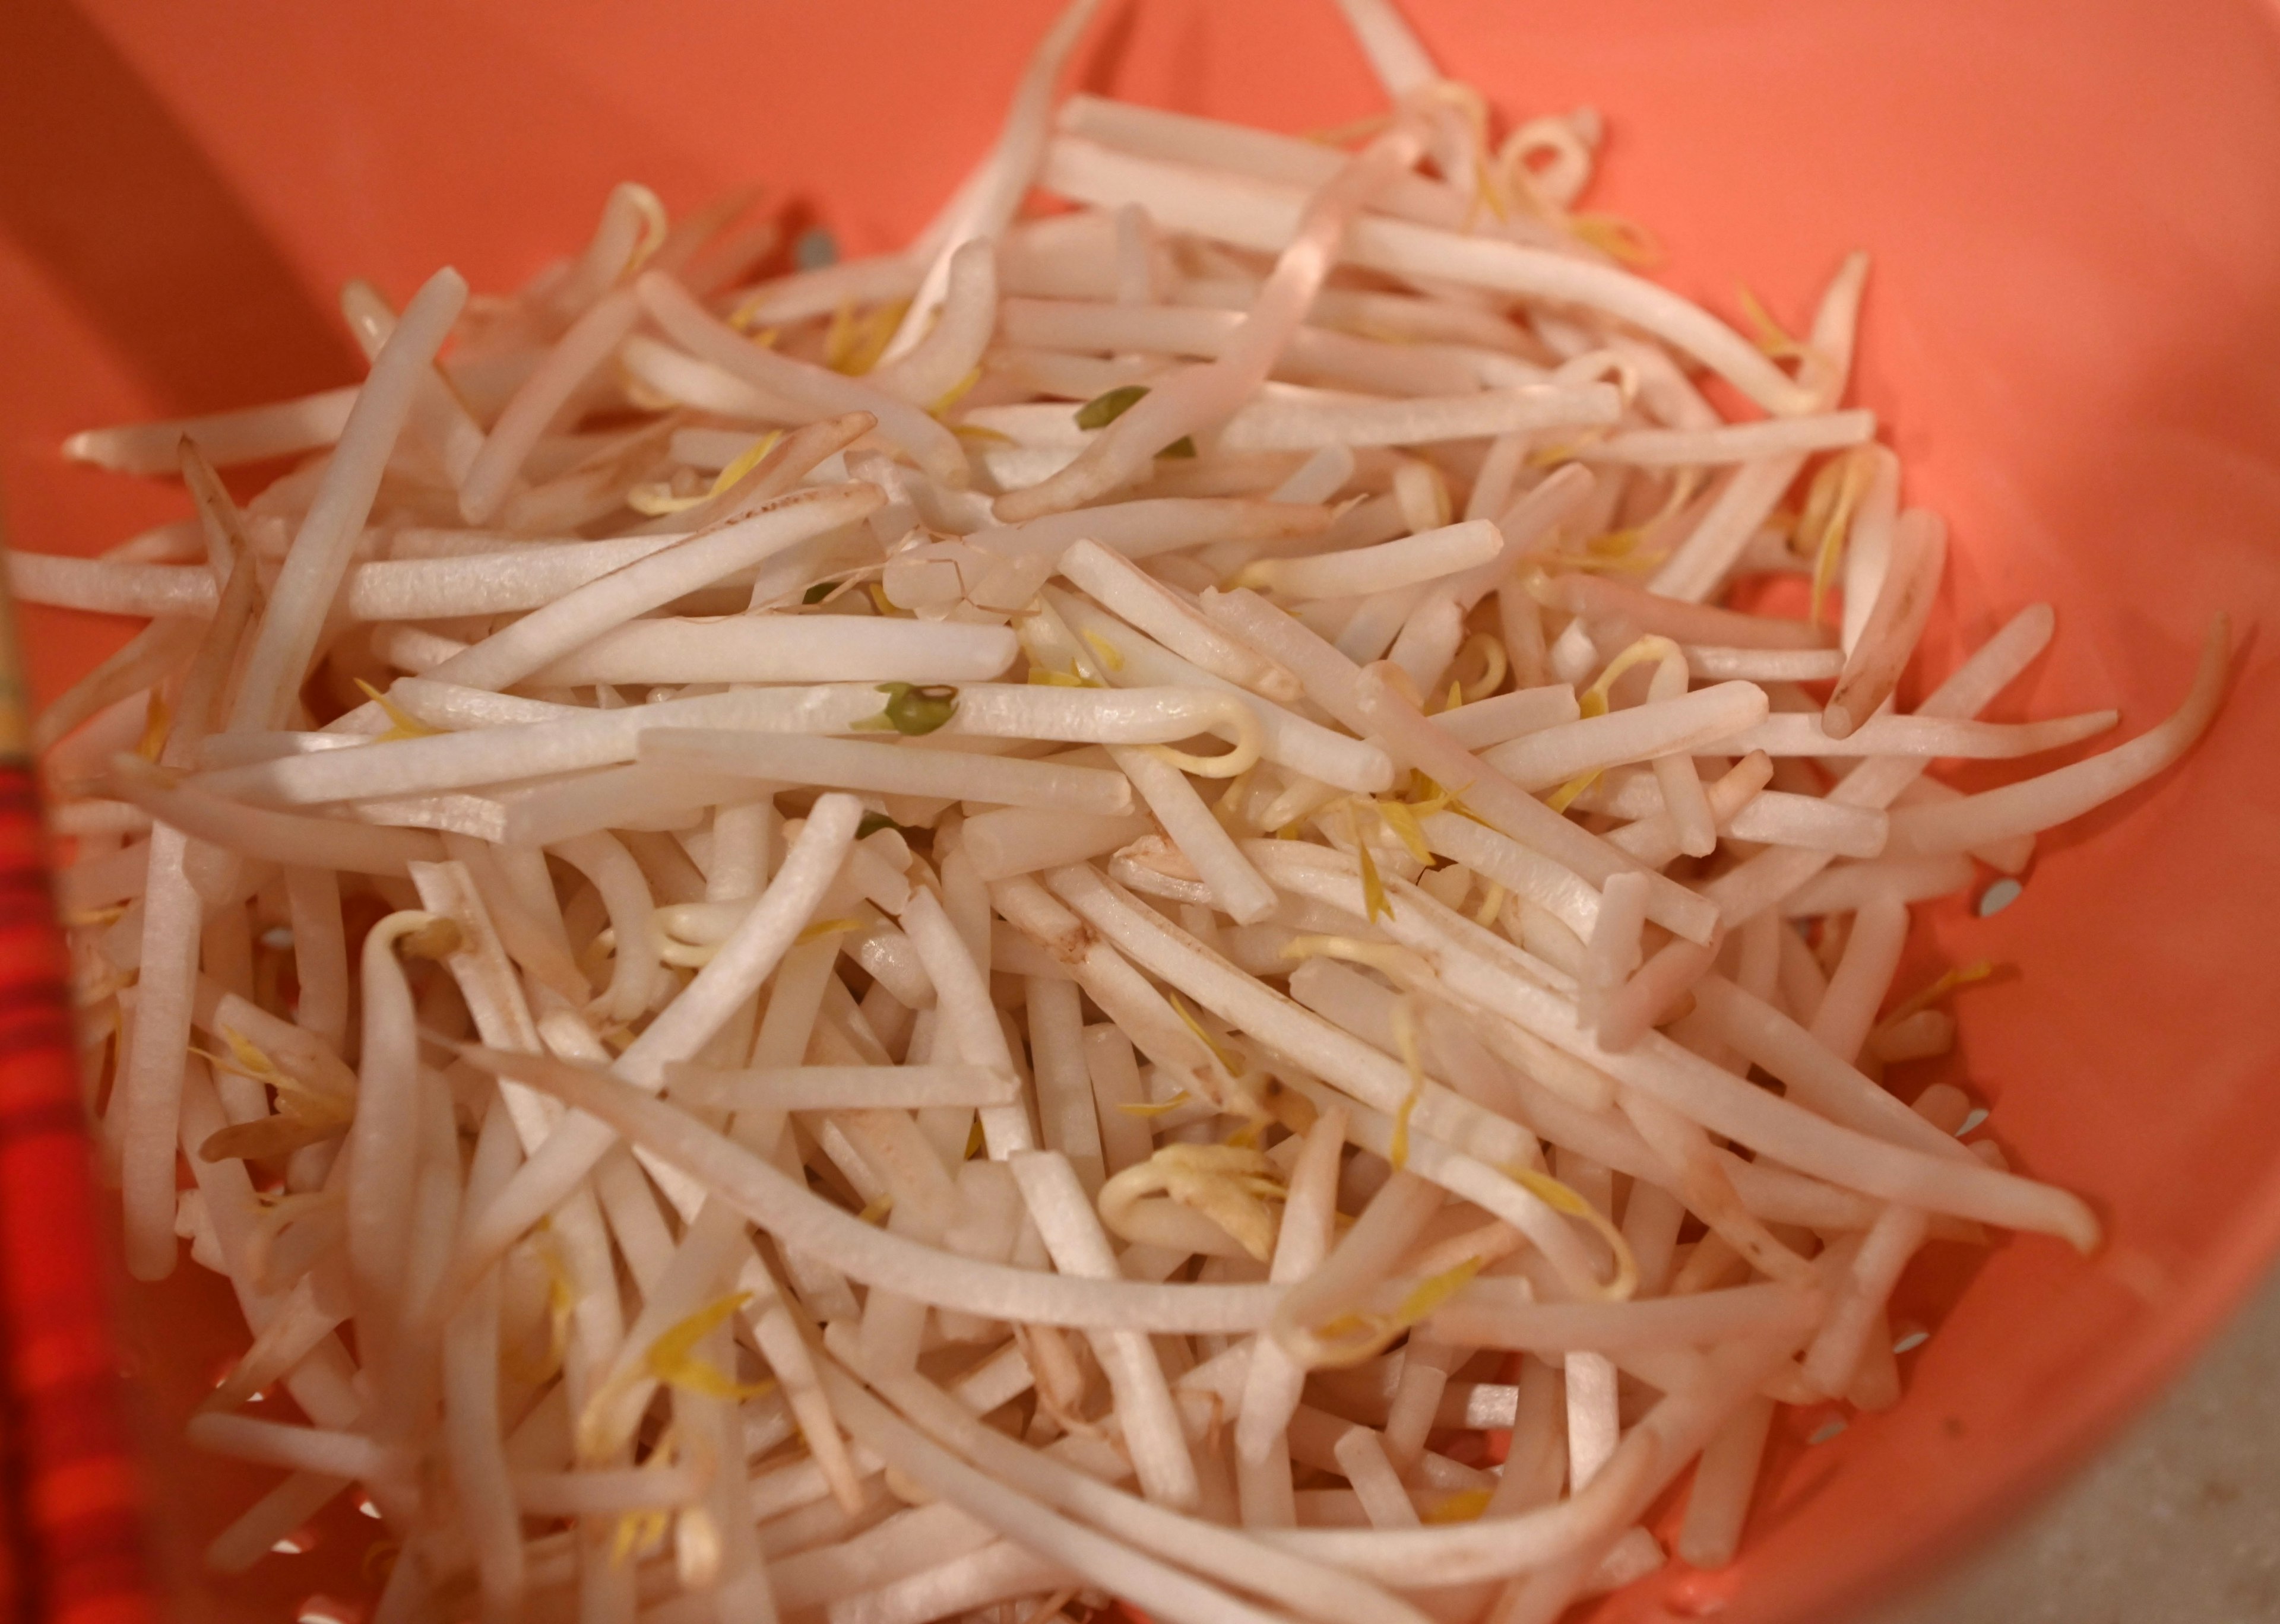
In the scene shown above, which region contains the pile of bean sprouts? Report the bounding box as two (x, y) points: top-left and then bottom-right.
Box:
(21, 2), (2229, 1621)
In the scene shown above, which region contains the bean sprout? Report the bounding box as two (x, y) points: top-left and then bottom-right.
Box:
(31, 6), (2230, 1622)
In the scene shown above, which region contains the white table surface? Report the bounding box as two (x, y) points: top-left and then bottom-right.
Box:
(1858, 1270), (2280, 1623)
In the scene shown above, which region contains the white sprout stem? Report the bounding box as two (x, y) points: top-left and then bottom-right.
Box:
(1000, 299), (1485, 397)
(527, 616), (1019, 686)
(1879, 618), (2228, 857)
(1053, 99), (1541, 253)
(1681, 645), (1848, 682)
(962, 806), (1153, 880)
(1059, 538), (1300, 699)
(415, 481), (883, 696)
(118, 826), (200, 1280)
(1606, 753), (1770, 872)
(1581, 873), (1649, 1037)
(1582, 775), (1887, 859)
(1432, 686), (1585, 751)
(642, 729), (1136, 817)
(466, 1043), (1277, 1332)
(1331, 578), (1432, 666)
(442, 1108), (524, 1617)
(1583, 411), (1874, 467)
(1842, 448), (1904, 654)
(339, 280), (486, 486)
(201, 687), (865, 807)
(1079, 1023), (1157, 1181)
(185, 1414), (394, 1482)
(619, 331), (794, 417)
(408, 857), (557, 1143)
(1530, 571), (1834, 652)
(1777, 855), (1975, 918)
(639, 272), (970, 486)
(1384, 586), (1465, 696)
(943, 684), (1259, 753)
(1702, 603), (2057, 925)
(835, 1542), (1074, 1624)
(1807, 893), (1910, 1064)
(1239, 519), (1502, 598)
(1480, 680), (1767, 792)
(230, 268), (468, 731)
(1825, 508), (1948, 738)
(998, 118), (1432, 521)
(1893, 776), (2035, 873)
(8, 553), (221, 618)
(765, 1502), (997, 1612)
(870, 1352), (1434, 1624)
(1414, 810), (1601, 941)
(1048, 860), (1504, 1159)
(1648, 654), (1720, 858)
(1800, 1203), (1930, 1398)
(869, 238), (1000, 406)
(460, 287), (643, 524)
(1675, 1394), (1778, 1568)
(49, 800), (150, 839)
(1114, 746), (1277, 925)
(1261, 1333), (1798, 1587)
(544, 181), (664, 320)
(455, 797), (862, 1279)
(654, 409), (885, 542)
(1717, 708), (2117, 760)
(727, 250), (924, 330)
(1049, 589), (1395, 792)
(1040, 136), (1816, 415)
(283, 865), (350, 1053)
(204, 1472), (350, 1575)
(882, 0), (1109, 361)
(1351, 662), (1720, 944)
(1644, 262), (1867, 607)
(64, 387), (361, 474)
(1195, 586), (1375, 737)
(993, 876), (1226, 1102)
(973, 496), (1333, 563)
(901, 887), (1033, 1156)
(664, 1063), (1017, 1113)
(820, 1363), (1285, 1624)
(337, 543), (679, 624)
(579, 1198), (749, 1460)
(1026, 976), (1107, 1192)
(1216, 384), (1620, 452)
(1236, 1105), (1349, 1465)
(505, 766), (772, 849)
(1047, 865), (1606, 1290)
(1335, 1427), (1423, 1528)
(1329, 0), (1439, 93)
(551, 831), (663, 1024)
(624, 794), (861, 1087)
(1565, 1350), (1622, 1490)
(1271, 1156), (1440, 1324)
(31, 616), (207, 757)
(346, 911), (441, 1358)
(511, 1467), (702, 1518)
(1646, 456), (1810, 605)
(1266, 842), (2094, 1245)
(1009, 1150), (1199, 1508)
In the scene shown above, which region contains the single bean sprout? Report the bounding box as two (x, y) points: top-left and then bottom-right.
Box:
(26, 5), (2232, 1622)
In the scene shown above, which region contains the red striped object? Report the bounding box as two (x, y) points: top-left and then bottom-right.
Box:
(0, 578), (154, 1623)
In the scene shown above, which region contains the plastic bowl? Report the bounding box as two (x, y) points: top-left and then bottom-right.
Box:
(3, 1), (2278, 1619)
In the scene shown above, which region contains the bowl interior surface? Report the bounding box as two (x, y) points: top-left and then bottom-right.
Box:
(2, 1), (2278, 1620)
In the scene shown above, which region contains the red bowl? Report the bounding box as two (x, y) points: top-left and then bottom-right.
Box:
(2, 1), (2278, 1619)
